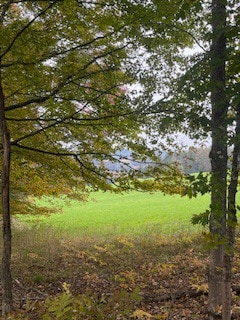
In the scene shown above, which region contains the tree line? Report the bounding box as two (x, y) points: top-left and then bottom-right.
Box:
(163, 147), (211, 174)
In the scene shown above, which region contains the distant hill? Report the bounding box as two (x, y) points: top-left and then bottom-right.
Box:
(103, 147), (211, 174)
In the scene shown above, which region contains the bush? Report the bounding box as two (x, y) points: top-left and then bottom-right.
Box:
(9, 284), (143, 320)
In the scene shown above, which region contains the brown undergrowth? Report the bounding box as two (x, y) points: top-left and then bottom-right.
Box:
(1, 226), (240, 319)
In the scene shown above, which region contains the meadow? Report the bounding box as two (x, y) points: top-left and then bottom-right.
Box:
(27, 190), (211, 238)
(8, 191), (240, 319)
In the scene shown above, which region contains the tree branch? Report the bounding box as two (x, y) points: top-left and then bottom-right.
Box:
(0, 0), (13, 24)
(5, 45), (127, 112)
(0, 1), (59, 60)
(12, 143), (117, 158)
(0, 28), (124, 69)
(148, 22), (208, 53)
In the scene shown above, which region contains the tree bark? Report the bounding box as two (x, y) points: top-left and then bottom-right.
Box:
(227, 106), (240, 247)
(0, 61), (13, 315)
(222, 106), (240, 319)
(209, 0), (229, 319)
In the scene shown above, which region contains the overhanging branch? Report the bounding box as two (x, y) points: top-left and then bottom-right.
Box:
(0, 1), (59, 60)
(5, 45), (127, 112)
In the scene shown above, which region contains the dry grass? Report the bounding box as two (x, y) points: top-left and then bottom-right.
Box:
(1, 224), (240, 319)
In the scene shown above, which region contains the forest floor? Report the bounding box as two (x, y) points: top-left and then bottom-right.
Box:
(2, 229), (240, 319)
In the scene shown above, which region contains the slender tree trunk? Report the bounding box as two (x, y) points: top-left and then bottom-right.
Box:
(0, 62), (13, 315)
(227, 106), (240, 247)
(222, 106), (240, 319)
(208, 0), (229, 319)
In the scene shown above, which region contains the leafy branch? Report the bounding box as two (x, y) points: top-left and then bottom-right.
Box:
(0, 1), (59, 59)
(5, 44), (126, 112)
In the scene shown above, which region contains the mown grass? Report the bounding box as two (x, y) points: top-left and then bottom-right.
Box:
(22, 190), (211, 238)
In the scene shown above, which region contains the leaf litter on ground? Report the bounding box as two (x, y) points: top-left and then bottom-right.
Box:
(2, 229), (240, 319)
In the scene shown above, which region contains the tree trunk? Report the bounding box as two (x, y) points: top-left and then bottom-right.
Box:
(227, 106), (240, 247)
(208, 0), (229, 319)
(222, 106), (240, 319)
(0, 62), (13, 315)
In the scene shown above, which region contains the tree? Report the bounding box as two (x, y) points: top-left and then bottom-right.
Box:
(2, 0), (194, 313)
(142, 0), (239, 318)
(0, 61), (12, 315)
(208, 0), (229, 318)
(118, 0), (238, 317)
(177, 1), (239, 317)
(0, 0), (166, 314)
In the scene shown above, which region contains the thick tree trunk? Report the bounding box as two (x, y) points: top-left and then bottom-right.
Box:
(209, 0), (229, 319)
(0, 64), (13, 315)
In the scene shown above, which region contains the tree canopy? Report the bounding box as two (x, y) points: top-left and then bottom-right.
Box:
(0, 0), (152, 215)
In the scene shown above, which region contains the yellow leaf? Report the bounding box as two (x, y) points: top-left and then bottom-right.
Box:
(131, 309), (152, 319)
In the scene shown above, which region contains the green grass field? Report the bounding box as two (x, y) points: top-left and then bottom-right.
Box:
(26, 191), (212, 237)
